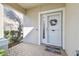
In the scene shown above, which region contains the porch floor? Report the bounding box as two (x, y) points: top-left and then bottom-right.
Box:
(8, 42), (63, 56)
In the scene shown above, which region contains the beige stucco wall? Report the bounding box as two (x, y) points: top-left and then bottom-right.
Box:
(23, 3), (65, 44)
(65, 3), (79, 56)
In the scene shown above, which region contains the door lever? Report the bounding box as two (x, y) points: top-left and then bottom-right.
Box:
(52, 30), (55, 31)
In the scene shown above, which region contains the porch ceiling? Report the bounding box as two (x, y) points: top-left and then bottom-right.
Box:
(18, 3), (47, 9)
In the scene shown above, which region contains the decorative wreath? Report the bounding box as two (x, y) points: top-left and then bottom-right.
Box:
(50, 19), (57, 26)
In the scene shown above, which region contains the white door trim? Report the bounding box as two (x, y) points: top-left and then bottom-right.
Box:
(38, 8), (65, 49)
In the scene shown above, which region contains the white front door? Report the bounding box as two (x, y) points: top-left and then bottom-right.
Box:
(42, 11), (62, 47)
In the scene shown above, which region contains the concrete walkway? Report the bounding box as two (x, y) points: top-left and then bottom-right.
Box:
(8, 43), (62, 56)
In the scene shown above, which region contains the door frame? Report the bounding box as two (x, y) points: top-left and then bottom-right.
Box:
(38, 8), (65, 49)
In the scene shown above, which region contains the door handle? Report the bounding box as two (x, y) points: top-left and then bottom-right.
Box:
(52, 30), (55, 31)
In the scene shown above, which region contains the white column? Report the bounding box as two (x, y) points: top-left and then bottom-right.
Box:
(0, 4), (4, 38)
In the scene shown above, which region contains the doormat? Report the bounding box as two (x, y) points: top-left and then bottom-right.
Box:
(45, 45), (62, 54)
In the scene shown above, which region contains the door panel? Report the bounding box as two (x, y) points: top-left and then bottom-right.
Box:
(47, 12), (62, 46)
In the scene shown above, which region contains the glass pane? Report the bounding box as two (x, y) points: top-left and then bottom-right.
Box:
(43, 19), (45, 39)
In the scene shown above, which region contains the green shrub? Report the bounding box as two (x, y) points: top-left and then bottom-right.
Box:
(0, 49), (6, 56)
(4, 30), (23, 44)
